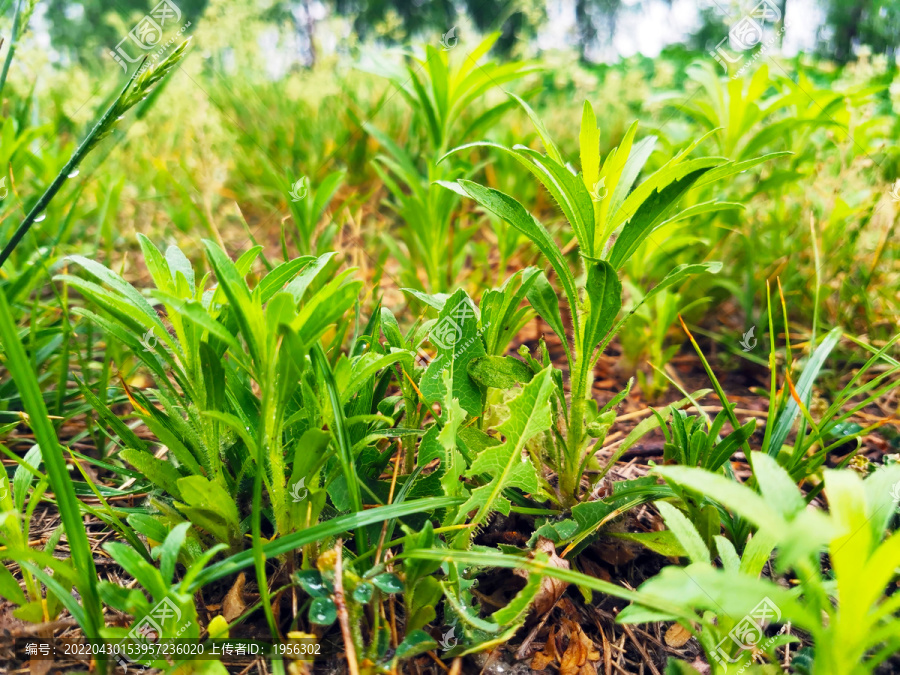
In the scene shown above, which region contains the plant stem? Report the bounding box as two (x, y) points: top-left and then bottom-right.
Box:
(0, 0), (22, 101)
(253, 398), (279, 638)
(562, 356), (589, 506)
(0, 73), (134, 269)
(333, 541), (360, 675)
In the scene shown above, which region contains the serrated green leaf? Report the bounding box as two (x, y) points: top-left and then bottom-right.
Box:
(420, 289), (485, 417)
(457, 368), (555, 536)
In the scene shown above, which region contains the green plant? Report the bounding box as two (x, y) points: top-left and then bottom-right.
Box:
(99, 523), (228, 672)
(652, 404), (757, 551)
(363, 33), (537, 291)
(0, 288), (104, 651)
(292, 528), (445, 673)
(0, 0), (37, 99)
(283, 170), (346, 255)
(624, 457), (900, 674)
(0, 40), (190, 269)
(441, 98), (758, 506)
(69, 243), (363, 537)
(681, 285), (900, 491)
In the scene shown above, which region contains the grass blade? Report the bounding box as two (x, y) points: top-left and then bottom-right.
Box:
(0, 290), (103, 638)
(192, 497), (461, 589)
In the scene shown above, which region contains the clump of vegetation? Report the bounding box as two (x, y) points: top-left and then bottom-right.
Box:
(1, 3), (899, 674)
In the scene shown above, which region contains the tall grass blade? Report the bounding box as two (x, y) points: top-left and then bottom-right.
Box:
(193, 497), (461, 588)
(0, 290), (103, 638)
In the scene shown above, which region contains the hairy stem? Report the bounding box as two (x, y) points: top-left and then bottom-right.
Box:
(561, 356), (590, 506)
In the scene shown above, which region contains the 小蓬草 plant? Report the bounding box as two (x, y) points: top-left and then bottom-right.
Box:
(60, 239), (368, 551)
(363, 33), (538, 291)
(440, 98), (763, 506)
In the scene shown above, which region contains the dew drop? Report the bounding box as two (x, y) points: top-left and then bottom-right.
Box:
(68, 169), (80, 178)
(34, 214), (46, 222)
(117, 115), (124, 121)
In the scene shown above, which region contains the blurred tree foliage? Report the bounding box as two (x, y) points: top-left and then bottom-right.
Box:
(30, 0), (900, 66)
(43, 0), (207, 65)
(820, 0), (900, 62)
(323, 0), (543, 55)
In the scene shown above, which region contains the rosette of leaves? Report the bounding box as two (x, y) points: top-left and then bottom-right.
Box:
(62, 239), (363, 552)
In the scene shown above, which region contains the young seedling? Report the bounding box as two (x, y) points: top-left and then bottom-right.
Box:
(440, 99), (768, 506)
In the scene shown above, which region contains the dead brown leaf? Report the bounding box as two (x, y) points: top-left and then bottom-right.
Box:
(664, 623), (691, 648)
(532, 618), (601, 675)
(518, 537), (570, 616)
(559, 618), (600, 675)
(222, 572), (246, 622)
(531, 626), (559, 671)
